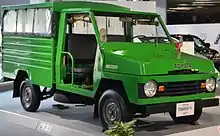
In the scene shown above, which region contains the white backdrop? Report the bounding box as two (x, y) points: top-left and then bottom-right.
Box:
(95, 1), (156, 12)
(63, 1), (156, 13)
(167, 24), (220, 52)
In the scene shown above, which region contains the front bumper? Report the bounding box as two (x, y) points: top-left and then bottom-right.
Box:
(144, 98), (219, 114)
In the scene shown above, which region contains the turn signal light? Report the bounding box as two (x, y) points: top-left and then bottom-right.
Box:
(159, 86), (165, 92)
(201, 83), (206, 88)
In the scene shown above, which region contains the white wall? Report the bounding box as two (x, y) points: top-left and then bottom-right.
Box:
(30, 0), (46, 3)
(0, 0), (29, 5)
(167, 24), (220, 51)
(95, 1), (156, 12)
(156, 0), (166, 24)
(62, 0), (156, 13)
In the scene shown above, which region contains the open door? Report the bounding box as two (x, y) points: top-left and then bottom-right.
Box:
(55, 12), (98, 95)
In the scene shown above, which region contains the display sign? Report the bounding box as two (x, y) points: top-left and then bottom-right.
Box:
(180, 41), (195, 55)
(176, 101), (195, 117)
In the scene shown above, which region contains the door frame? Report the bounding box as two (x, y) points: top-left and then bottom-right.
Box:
(55, 10), (101, 98)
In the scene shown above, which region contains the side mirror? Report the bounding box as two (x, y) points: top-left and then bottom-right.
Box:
(204, 43), (210, 48)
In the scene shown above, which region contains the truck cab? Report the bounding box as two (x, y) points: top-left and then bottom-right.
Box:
(1, 1), (219, 131)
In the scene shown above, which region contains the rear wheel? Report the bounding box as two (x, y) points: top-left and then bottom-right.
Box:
(169, 107), (202, 124)
(98, 89), (132, 131)
(20, 79), (41, 112)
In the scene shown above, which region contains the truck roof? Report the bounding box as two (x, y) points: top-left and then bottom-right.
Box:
(1, 1), (128, 11)
(1, 1), (157, 16)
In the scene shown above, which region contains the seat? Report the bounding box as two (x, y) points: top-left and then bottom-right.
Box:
(107, 35), (125, 42)
(66, 34), (97, 85)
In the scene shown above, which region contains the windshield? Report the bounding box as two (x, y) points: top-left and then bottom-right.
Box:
(94, 12), (171, 43)
(192, 36), (204, 48)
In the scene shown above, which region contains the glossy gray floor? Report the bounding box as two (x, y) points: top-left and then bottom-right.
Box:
(0, 90), (220, 136)
(0, 119), (48, 136)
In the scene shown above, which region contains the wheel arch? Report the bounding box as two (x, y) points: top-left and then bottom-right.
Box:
(13, 70), (29, 98)
(94, 78), (130, 106)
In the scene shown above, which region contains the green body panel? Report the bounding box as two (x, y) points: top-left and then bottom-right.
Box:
(1, 1), (218, 107)
(103, 71), (217, 104)
(54, 12), (96, 97)
(102, 42), (215, 75)
(2, 36), (54, 87)
(54, 11), (102, 98)
(1, 1), (130, 12)
(137, 93), (216, 105)
(100, 41), (217, 105)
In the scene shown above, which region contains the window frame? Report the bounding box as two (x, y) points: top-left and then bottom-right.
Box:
(93, 11), (172, 43)
(2, 10), (17, 34)
(63, 11), (101, 45)
(2, 8), (53, 37)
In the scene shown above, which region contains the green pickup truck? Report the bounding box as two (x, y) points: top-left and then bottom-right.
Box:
(1, 1), (219, 131)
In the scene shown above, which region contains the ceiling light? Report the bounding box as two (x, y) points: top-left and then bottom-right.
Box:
(178, 4), (190, 6)
(193, 1), (220, 4)
(169, 7), (195, 10)
(194, 0), (214, 1)
(167, 9), (177, 12)
(196, 6), (204, 8)
(193, 3), (215, 6)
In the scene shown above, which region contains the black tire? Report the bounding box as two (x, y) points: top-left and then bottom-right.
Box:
(98, 89), (132, 131)
(169, 107), (202, 124)
(20, 79), (41, 112)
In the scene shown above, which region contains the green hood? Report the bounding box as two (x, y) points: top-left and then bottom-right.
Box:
(102, 42), (215, 75)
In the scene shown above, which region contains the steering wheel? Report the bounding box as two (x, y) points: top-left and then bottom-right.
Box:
(132, 35), (148, 40)
(132, 35), (149, 42)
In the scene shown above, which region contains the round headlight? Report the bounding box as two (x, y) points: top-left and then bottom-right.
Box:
(206, 78), (216, 92)
(144, 80), (157, 97)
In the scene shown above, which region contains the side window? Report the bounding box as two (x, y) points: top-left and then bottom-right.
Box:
(17, 10), (25, 33)
(95, 16), (124, 42)
(106, 17), (124, 35)
(69, 14), (95, 35)
(3, 8), (52, 36)
(3, 10), (17, 33)
(34, 8), (52, 35)
(25, 9), (34, 33)
(193, 37), (203, 47)
(183, 36), (193, 41)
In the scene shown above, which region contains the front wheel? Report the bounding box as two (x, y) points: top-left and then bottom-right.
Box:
(98, 89), (132, 131)
(20, 79), (42, 112)
(169, 107), (203, 124)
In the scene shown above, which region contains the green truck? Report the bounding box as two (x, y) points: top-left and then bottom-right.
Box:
(1, 1), (219, 131)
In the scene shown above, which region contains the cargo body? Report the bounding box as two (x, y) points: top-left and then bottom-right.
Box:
(2, 36), (54, 87)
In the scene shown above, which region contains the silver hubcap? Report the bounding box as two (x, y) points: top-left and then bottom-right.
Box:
(103, 100), (121, 127)
(23, 87), (32, 107)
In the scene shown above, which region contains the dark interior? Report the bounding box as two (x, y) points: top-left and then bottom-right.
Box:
(64, 34), (97, 86)
(107, 35), (125, 42)
(67, 34), (97, 61)
(64, 30), (125, 87)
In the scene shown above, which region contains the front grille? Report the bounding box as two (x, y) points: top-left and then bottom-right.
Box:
(138, 80), (207, 98)
(168, 69), (199, 75)
(157, 80), (206, 96)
